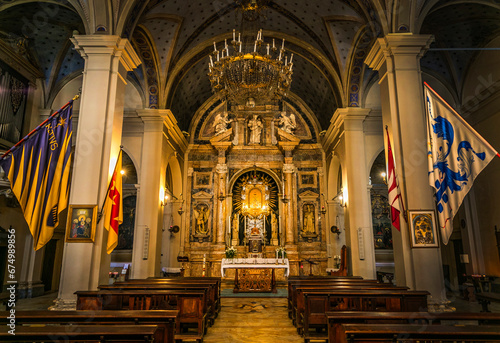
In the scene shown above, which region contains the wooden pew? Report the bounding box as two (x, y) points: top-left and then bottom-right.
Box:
(293, 284), (408, 328)
(147, 276), (221, 313)
(112, 278), (220, 318)
(288, 278), (375, 317)
(0, 324), (161, 342)
(336, 324), (500, 343)
(326, 311), (500, 343)
(301, 289), (429, 342)
(289, 281), (401, 324)
(76, 289), (207, 342)
(100, 282), (216, 325)
(0, 310), (177, 343)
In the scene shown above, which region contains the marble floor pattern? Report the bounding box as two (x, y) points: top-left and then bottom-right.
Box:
(203, 298), (302, 343)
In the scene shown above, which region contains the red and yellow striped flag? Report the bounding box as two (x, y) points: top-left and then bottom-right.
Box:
(103, 150), (123, 254)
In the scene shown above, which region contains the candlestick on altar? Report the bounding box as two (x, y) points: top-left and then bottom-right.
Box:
(202, 254), (206, 277)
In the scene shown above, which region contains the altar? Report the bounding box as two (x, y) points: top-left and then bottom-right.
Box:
(221, 258), (290, 293)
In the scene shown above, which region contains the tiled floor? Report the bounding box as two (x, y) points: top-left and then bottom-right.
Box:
(203, 297), (302, 343)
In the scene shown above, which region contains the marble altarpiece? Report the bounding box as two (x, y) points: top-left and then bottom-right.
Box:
(181, 99), (328, 278)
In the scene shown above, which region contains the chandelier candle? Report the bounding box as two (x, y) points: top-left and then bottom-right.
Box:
(208, 29), (294, 104)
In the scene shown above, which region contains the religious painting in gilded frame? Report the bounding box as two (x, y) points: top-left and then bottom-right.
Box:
(298, 171), (317, 188)
(408, 210), (439, 248)
(193, 172), (212, 189)
(65, 205), (97, 243)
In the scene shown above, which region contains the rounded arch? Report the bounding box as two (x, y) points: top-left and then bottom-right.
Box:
(229, 167), (283, 196)
(166, 152), (183, 198)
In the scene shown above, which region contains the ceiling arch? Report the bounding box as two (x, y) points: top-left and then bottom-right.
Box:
(419, 0), (500, 100)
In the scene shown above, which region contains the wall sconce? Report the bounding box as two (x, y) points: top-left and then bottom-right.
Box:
(168, 225), (180, 238)
(161, 191), (178, 207)
(330, 225), (341, 237)
(333, 190), (346, 208)
(381, 172), (387, 185)
(178, 207), (184, 215)
(161, 194), (169, 207)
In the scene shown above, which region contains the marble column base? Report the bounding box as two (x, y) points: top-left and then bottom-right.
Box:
(48, 297), (77, 311)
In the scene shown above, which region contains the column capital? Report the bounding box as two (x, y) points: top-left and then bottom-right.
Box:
(71, 35), (141, 71)
(365, 33), (434, 71)
(283, 163), (295, 174)
(333, 107), (371, 131)
(215, 163), (228, 174)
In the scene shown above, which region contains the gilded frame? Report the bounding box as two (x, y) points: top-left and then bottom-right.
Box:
(65, 205), (97, 243)
(408, 210), (439, 248)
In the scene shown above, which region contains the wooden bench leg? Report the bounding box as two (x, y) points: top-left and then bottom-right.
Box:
(479, 299), (491, 312)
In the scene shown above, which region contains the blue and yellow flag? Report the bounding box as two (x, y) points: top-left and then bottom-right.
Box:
(0, 101), (73, 250)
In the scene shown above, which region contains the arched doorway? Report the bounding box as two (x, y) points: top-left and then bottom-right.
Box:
(369, 150), (395, 282)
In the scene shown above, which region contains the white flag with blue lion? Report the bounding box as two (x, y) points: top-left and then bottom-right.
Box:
(425, 83), (499, 245)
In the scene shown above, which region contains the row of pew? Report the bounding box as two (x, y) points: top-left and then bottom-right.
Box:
(288, 275), (500, 343)
(0, 276), (221, 343)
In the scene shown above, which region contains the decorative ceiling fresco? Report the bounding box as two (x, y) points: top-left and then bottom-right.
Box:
(0, 0), (497, 130)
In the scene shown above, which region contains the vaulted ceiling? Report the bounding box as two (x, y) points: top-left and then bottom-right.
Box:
(0, 0), (498, 131)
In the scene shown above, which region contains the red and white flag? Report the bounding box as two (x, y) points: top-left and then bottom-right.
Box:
(103, 150), (123, 254)
(386, 127), (406, 231)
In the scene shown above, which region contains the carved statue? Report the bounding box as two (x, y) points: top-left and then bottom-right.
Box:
(279, 112), (296, 134)
(194, 205), (209, 234)
(271, 212), (278, 240)
(248, 114), (263, 144)
(213, 111), (231, 135)
(232, 213), (239, 241)
(303, 204), (315, 234)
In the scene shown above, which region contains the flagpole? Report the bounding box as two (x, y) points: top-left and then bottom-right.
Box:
(97, 147), (123, 224)
(0, 95), (80, 161)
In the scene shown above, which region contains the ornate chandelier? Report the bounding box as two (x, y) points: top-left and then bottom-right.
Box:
(208, 29), (293, 105)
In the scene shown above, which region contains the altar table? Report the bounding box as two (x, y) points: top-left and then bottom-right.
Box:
(221, 258), (289, 293)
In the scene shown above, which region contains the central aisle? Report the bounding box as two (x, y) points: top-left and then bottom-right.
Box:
(204, 298), (303, 343)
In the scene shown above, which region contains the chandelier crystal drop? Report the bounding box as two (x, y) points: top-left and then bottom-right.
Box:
(208, 29), (293, 105)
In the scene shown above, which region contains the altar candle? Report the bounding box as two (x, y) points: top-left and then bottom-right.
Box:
(202, 254), (206, 277)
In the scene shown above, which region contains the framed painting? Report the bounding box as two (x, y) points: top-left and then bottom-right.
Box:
(193, 172), (212, 189)
(66, 205), (97, 243)
(298, 172), (317, 188)
(409, 210), (439, 248)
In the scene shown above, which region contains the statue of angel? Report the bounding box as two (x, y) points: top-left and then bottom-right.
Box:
(194, 205), (209, 234)
(279, 112), (296, 134)
(213, 111), (232, 135)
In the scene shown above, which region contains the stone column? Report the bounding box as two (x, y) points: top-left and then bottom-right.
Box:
(338, 108), (376, 280)
(132, 109), (168, 279)
(215, 163), (228, 244)
(283, 163), (295, 245)
(55, 35), (141, 308)
(366, 34), (447, 303)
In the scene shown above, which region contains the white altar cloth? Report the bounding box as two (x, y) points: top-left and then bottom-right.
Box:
(221, 258), (289, 277)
